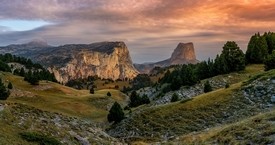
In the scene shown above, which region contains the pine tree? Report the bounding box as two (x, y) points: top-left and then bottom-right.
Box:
(107, 102), (124, 123)
(204, 80), (212, 93)
(221, 41), (245, 72)
(0, 78), (10, 100)
(129, 91), (139, 107)
(141, 94), (150, 104)
(19, 68), (25, 77)
(264, 32), (275, 54)
(264, 51), (275, 71)
(246, 33), (268, 64)
(8, 82), (13, 89)
(171, 93), (179, 102)
(90, 87), (95, 94)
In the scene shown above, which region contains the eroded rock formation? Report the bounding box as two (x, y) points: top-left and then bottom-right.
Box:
(134, 42), (199, 73)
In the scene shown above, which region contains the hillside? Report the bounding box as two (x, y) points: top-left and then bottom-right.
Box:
(0, 61), (274, 144)
(107, 68), (275, 144)
(1, 72), (128, 121)
(0, 72), (129, 144)
(170, 109), (275, 144)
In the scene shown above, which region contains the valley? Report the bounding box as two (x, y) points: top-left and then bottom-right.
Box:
(0, 32), (274, 145)
(1, 1), (275, 144)
(1, 62), (274, 144)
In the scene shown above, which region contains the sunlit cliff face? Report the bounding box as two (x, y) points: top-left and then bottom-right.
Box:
(1, 0), (275, 63)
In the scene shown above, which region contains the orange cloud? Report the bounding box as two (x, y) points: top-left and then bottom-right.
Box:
(1, 0), (275, 63)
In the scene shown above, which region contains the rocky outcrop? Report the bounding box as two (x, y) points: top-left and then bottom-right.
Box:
(107, 71), (275, 142)
(134, 42), (199, 74)
(169, 42), (197, 65)
(0, 41), (139, 83)
(34, 42), (139, 84)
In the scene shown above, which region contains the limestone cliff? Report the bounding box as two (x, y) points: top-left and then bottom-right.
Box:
(134, 42), (199, 73)
(0, 41), (139, 83)
(34, 42), (139, 84)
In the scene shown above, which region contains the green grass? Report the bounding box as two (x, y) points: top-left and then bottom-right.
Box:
(0, 72), (128, 122)
(110, 64), (272, 142)
(201, 64), (265, 85)
(112, 83), (245, 141)
(0, 122), (35, 145)
(19, 132), (61, 145)
(173, 110), (275, 144)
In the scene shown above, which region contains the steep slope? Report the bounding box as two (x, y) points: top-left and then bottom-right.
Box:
(0, 41), (139, 83)
(171, 110), (275, 144)
(134, 42), (199, 73)
(107, 69), (275, 143)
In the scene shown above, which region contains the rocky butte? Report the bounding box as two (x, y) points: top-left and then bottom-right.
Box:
(134, 42), (199, 73)
(0, 41), (139, 84)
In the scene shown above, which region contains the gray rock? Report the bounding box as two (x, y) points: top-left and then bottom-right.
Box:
(69, 131), (91, 145)
(271, 95), (275, 103)
(0, 105), (4, 112)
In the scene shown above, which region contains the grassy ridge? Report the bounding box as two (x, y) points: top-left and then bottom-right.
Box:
(0, 72), (128, 122)
(173, 109), (275, 144)
(114, 83), (247, 141)
(110, 65), (274, 143)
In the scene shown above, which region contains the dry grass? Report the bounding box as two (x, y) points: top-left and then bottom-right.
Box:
(174, 110), (275, 144)
(0, 72), (128, 122)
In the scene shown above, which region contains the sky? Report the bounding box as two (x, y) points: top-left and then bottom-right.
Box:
(0, 0), (275, 63)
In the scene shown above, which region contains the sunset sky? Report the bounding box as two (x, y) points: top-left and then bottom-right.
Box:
(0, 0), (275, 63)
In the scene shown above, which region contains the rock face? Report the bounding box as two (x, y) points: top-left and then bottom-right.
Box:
(0, 41), (139, 83)
(170, 42), (197, 65)
(134, 42), (199, 73)
(42, 42), (139, 83)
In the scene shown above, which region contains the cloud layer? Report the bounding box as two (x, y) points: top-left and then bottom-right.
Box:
(1, 0), (275, 63)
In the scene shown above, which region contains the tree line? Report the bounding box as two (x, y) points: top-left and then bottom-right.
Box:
(0, 53), (57, 85)
(108, 32), (275, 124)
(160, 41), (245, 91)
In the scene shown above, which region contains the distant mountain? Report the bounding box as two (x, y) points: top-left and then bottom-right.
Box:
(134, 42), (199, 73)
(0, 41), (138, 83)
(0, 40), (50, 56)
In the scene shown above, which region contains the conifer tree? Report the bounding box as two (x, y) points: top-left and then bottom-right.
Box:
(8, 82), (13, 89)
(0, 78), (10, 100)
(204, 80), (212, 93)
(171, 93), (179, 102)
(90, 87), (95, 94)
(107, 102), (124, 123)
(264, 51), (275, 71)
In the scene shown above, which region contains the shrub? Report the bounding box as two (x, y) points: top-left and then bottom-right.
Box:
(0, 78), (10, 100)
(225, 83), (230, 88)
(8, 82), (13, 89)
(107, 92), (111, 97)
(90, 87), (95, 94)
(171, 93), (179, 102)
(204, 80), (213, 93)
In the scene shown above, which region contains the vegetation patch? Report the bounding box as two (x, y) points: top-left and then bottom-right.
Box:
(19, 132), (62, 145)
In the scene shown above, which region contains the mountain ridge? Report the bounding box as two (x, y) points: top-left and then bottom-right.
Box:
(0, 41), (139, 83)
